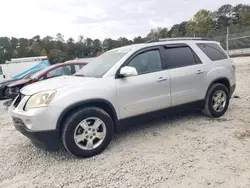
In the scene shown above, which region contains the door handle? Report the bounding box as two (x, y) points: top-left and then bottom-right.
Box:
(157, 77), (167, 82)
(196, 70), (204, 74)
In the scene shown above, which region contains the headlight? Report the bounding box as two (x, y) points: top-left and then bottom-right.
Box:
(25, 90), (56, 111)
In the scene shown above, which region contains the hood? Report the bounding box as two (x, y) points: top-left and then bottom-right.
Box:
(21, 76), (97, 95)
(0, 78), (16, 85)
(8, 78), (30, 87)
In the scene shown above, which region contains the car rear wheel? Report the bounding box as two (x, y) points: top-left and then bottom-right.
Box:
(203, 83), (230, 118)
(62, 107), (114, 158)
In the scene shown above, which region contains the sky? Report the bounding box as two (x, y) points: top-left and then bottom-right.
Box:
(0, 0), (249, 40)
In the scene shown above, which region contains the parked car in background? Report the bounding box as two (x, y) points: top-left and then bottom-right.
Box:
(7, 62), (87, 99)
(10, 38), (236, 158)
(0, 68), (44, 100)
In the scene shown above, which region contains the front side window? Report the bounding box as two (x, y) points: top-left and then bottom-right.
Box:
(164, 46), (198, 69)
(128, 49), (162, 75)
(74, 64), (85, 73)
(62, 66), (72, 75)
(197, 43), (227, 61)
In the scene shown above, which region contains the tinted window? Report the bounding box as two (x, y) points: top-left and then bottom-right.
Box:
(164, 46), (198, 69)
(0, 66), (2, 75)
(197, 43), (227, 61)
(128, 49), (162, 75)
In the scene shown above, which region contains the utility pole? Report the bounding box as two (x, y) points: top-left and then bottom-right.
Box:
(226, 26), (229, 55)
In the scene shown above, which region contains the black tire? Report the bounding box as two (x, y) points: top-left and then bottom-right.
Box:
(61, 107), (114, 158)
(203, 83), (230, 118)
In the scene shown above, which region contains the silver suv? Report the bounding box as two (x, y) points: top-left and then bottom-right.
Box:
(10, 38), (236, 158)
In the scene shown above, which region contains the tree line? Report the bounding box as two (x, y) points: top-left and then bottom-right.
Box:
(0, 3), (249, 64)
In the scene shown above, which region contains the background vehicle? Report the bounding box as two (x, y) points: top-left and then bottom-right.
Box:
(7, 62), (87, 99)
(10, 38), (236, 158)
(0, 68), (44, 100)
(0, 56), (50, 81)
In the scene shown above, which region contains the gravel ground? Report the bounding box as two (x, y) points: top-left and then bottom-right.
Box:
(1, 57), (250, 188)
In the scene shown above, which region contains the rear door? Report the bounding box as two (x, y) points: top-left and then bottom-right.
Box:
(163, 44), (206, 106)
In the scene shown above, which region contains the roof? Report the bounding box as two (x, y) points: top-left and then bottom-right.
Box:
(62, 61), (88, 66)
(113, 38), (219, 52)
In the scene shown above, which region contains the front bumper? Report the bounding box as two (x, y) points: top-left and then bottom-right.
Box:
(13, 117), (60, 150)
(10, 94), (64, 150)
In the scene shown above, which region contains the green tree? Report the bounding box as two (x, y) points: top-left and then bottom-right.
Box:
(10, 37), (19, 58)
(48, 49), (65, 64)
(30, 41), (41, 56)
(240, 9), (250, 26)
(56, 33), (64, 43)
(92, 39), (102, 56)
(0, 37), (11, 63)
(103, 38), (116, 51)
(168, 24), (180, 37)
(133, 36), (146, 44)
(158, 28), (168, 38)
(18, 38), (29, 58)
(187, 10), (213, 37)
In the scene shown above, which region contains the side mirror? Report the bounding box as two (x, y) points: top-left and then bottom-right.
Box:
(119, 66), (138, 77)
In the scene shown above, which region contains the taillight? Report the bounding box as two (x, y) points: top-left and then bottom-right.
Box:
(232, 65), (236, 71)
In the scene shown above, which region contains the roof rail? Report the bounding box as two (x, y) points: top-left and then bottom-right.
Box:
(145, 39), (159, 43)
(145, 37), (211, 43)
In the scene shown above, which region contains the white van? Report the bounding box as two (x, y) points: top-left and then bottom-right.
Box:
(0, 56), (50, 81)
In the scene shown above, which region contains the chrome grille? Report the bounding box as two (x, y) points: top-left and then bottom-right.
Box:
(13, 94), (24, 108)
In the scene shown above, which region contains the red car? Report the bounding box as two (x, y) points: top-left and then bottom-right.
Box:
(7, 62), (88, 98)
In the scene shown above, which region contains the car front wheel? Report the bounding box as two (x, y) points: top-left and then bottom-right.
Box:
(62, 107), (114, 158)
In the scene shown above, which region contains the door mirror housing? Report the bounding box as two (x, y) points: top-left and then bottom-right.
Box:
(119, 66), (138, 77)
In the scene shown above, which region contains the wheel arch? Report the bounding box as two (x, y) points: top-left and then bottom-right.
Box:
(56, 99), (118, 130)
(206, 77), (230, 98)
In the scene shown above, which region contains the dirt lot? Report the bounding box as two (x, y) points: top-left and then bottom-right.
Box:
(0, 57), (250, 188)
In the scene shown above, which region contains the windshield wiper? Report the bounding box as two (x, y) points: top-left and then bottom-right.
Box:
(74, 74), (85, 77)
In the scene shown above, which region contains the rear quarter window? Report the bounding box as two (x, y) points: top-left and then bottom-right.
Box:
(197, 43), (228, 61)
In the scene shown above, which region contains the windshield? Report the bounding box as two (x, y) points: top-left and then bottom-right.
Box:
(22, 68), (44, 79)
(75, 48), (131, 78)
(30, 65), (57, 79)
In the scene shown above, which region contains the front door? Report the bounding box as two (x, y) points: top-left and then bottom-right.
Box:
(116, 47), (171, 119)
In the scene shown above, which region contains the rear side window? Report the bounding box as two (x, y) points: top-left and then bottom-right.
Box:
(164, 46), (200, 69)
(197, 43), (227, 61)
(0, 66), (2, 75)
